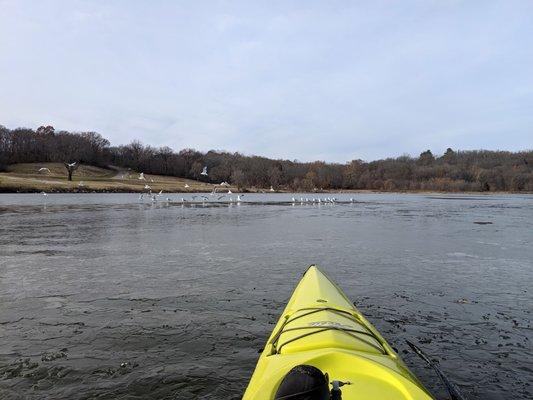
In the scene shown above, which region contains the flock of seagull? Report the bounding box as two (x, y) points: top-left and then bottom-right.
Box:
(38, 167), (356, 205)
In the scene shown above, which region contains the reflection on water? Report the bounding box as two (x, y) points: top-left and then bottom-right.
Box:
(0, 193), (532, 399)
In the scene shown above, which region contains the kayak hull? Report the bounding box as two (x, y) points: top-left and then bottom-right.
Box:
(243, 265), (433, 400)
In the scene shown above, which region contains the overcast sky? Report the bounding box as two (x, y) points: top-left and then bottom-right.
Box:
(1, 1), (532, 162)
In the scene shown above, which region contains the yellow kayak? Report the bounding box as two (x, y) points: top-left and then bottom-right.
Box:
(243, 265), (434, 400)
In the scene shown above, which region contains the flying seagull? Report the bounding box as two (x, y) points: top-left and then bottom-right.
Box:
(66, 162), (77, 168)
(38, 167), (51, 173)
(138, 172), (145, 180)
(201, 166), (208, 176)
(184, 184), (190, 188)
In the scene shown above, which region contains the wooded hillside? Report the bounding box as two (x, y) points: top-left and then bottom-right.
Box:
(1, 125), (531, 192)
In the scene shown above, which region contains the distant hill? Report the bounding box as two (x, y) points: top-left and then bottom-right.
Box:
(0, 163), (227, 193)
(1, 125), (532, 192)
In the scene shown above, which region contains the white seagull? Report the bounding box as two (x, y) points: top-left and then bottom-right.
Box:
(200, 166), (208, 176)
(38, 167), (51, 173)
(138, 172), (145, 180)
(184, 184), (190, 188)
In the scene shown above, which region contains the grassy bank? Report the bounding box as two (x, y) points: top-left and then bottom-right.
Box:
(0, 163), (231, 193)
(0, 163), (530, 194)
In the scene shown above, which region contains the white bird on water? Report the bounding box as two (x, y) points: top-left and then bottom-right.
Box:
(237, 194), (244, 202)
(41, 191), (47, 196)
(201, 166), (208, 176)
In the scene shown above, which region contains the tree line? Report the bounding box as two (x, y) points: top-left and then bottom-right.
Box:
(1, 125), (532, 191)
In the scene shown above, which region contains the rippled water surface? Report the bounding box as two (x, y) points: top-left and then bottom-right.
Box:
(0, 193), (532, 399)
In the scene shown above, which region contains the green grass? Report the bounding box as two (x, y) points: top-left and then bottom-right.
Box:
(0, 163), (235, 193)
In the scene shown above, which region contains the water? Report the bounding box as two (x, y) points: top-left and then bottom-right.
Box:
(0, 193), (531, 400)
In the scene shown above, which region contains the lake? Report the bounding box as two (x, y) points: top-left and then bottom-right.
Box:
(0, 193), (531, 399)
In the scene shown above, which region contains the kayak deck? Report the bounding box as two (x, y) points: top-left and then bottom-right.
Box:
(243, 265), (434, 400)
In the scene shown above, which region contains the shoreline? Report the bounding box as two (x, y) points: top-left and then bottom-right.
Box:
(0, 187), (530, 195)
(1, 164), (531, 195)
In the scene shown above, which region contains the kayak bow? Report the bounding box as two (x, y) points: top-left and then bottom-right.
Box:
(243, 265), (434, 400)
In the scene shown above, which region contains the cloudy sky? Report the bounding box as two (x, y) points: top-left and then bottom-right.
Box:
(1, 1), (532, 161)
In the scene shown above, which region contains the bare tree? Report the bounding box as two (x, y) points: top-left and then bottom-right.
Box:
(64, 162), (79, 181)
